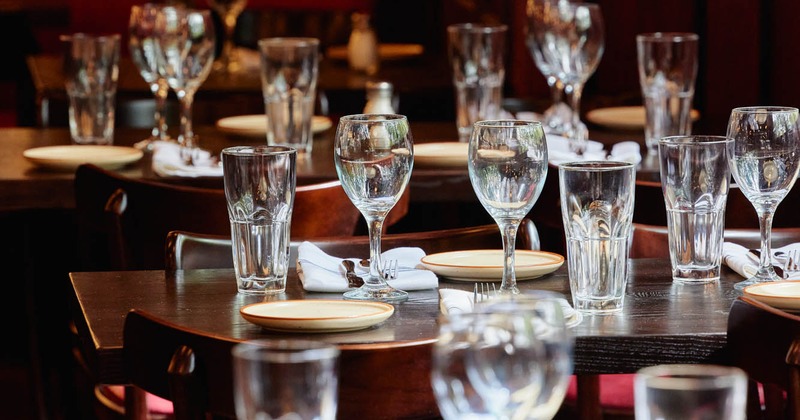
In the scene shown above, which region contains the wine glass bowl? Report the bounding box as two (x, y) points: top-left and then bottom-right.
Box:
(468, 120), (548, 294)
(334, 114), (413, 302)
(728, 106), (800, 290)
(129, 3), (171, 149)
(154, 7), (216, 165)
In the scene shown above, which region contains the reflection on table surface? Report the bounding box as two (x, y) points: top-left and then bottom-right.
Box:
(69, 258), (737, 385)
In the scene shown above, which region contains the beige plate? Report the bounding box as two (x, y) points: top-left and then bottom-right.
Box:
(743, 281), (800, 312)
(421, 249), (564, 282)
(216, 115), (333, 137)
(23, 145), (144, 171)
(414, 142), (468, 168)
(240, 299), (395, 333)
(326, 43), (424, 61)
(586, 106), (701, 130)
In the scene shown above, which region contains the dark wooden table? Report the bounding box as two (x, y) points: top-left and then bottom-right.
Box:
(69, 258), (739, 386)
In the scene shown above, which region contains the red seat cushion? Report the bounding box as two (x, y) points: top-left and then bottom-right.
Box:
(95, 385), (174, 416)
(565, 374), (635, 411)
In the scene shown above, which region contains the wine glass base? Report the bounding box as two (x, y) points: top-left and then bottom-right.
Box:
(343, 285), (408, 303)
(733, 277), (778, 291)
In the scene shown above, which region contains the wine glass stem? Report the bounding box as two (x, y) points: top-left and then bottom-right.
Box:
(151, 79), (170, 141)
(757, 208), (776, 278)
(178, 91), (196, 165)
(365, 216), (385, 285)
(564, 81), (588, 152)
(222, 14), (237, 69)
(500, 221), (520, 294)
(547, 75), (563, 105)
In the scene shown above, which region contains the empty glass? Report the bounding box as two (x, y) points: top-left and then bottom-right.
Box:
(468, 120), (548, 294)
(154, 7), (215, 165)
(534, 2), (604, 153)
(727, 106), (800, 290)
(333, 114), (414, 302)
(129, 3), (171, 150)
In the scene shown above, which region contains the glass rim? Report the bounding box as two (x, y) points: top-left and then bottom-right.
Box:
(258, 37), (320, 48)
(659, 135), (732, 146)
(339, 113), (407, 122)
(232, 339), (340, 363)
(731, 105), (799, 114)
(636, 364), (746, 388)
(221, 145), (297, 157)
(636, 32), (699, 42)
(557, 160), (636, 171)
(446, 23), (508, 34)
(473, 119), (543, 129)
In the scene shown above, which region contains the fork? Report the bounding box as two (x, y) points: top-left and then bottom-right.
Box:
(382, 259), (399, 281)
(784, 249), (800, 277)
(473, 282), (497, 305)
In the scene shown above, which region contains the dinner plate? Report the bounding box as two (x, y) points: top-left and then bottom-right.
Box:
(216, 115), (333, 137)
(413, 142), (468, 168)
(586, 106), (700, 130)
(743, 281), (800, 312)
(23, 145), (144, 171)
(240, 300), (395, 333)
(326, 43), (424, 61)
(421, 249), (564, 282)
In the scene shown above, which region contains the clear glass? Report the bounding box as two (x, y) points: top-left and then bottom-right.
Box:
(333, 114), (414, 302)
(658, 136), (732, 283)
(233, 339), (339, 420)
(637, 32), (699, 155)
(525, 0), (582, 135)
(431, 292), (572, 420)
(634, 364), (747, 420)
(727, 106), (800, 290)
(129, 4), (171, 150)
(468, 120), (548, 294)
(154, 7), (215, 165)
(533, 2), (604, 153)
(559, 161), (636, 313)
(208, 0), (248, 73)
(446, 24), (507, 142)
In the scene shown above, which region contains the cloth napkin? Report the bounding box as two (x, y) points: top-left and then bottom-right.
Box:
(296, 241), (438, 292)
(547, 134), (642, 166)
(437, 288), (583, 328)
(723, 242), (800, 280)
(150, 141), (223, 178)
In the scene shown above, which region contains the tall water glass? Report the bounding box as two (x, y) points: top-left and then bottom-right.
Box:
(559, 162), (635, 313)
(222, 146), (296, 295)
(233, 339), (339, 420)
(536, 2), (604, 153)
(727, 106), (800, 290)
(61, 33), (120, 145)
(447, 24), (507, 142)
(468, 120), (548, 294)
(659, 136), (732, 283)
(129, 4), (171, 149)
(208, 0), (247, 73)
(154, 7), (215, 165)
(634, 364), (747, 420)
(259, 37), (320, 155)
(525, 0), (577, 134)
(637, 32), (699, 155)
(334, 114), (413, 302)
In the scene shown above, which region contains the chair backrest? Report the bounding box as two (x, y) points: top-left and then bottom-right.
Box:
(630, 223), (800, 259)
(74, 164), (364, 270)
(165, 218), (540, 271)
(727, 297), (800, 419)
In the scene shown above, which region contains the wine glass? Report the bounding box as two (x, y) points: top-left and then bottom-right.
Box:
(536, 2), (604, 153)
(727, 106), (800, 290)
(129, 4), (172, 150)
(468, 120), (548, 294)
(207, 0), (247, 73)
(154, 6), (215, 165)
(333, 114), (414, 302)
(431, 292), (572, 419)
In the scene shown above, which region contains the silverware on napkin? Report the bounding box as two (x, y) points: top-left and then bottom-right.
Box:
(341, 260), (364, 288)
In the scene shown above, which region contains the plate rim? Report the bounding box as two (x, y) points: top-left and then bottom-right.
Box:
(240, 299), (395, 333)
(743, 281), (800, 301)
(216, 114), (332, 136)
(23, 144), (144, 170)
(240, 299), (394, 321)
(586, 105), (700, 129)
(421, 249), (565, 269)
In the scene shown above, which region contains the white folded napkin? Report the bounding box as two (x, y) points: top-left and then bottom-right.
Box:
(723, 242), (800, 279)
(546, 134), (642, 166)
(151, 141), (223, 178)
(296, 241), (438, 292)
(437, 288), (582, 327)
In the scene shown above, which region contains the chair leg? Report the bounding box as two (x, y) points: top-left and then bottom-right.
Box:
(577, 374), (603, 420)
(123, 386), (147, 420)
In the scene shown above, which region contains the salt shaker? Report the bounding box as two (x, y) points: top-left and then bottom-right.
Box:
(363, 81), (395, 114)
(347, 12), (379, 75)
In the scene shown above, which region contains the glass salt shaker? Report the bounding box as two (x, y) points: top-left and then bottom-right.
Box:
(364, 81), (395, 114)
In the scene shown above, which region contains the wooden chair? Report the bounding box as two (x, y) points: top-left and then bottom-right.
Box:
(74, 164), (381, 271)
(165, 218), (540, 271)
(727, 296), (800, 419)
